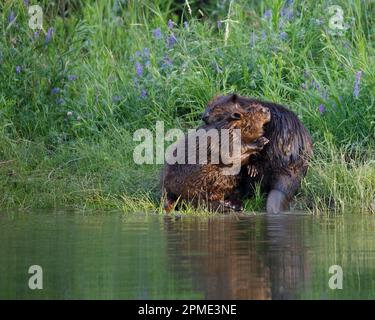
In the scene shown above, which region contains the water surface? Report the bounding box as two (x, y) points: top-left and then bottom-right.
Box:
(0, 210), (374, 299)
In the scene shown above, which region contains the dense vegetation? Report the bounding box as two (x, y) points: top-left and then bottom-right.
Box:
(0, 0), (374, 213)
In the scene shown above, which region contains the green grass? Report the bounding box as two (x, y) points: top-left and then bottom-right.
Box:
(0, 0), (374, 214)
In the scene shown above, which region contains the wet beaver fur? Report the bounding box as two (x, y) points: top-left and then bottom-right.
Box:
(202, 94), (313, 214)
(161, 103), (271, 212)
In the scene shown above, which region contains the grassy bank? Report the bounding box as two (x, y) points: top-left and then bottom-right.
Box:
(0, 0), (374, 214)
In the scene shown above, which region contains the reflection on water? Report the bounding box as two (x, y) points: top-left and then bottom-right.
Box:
(163, 214), (311, 299)
(0, 211), (374, 299)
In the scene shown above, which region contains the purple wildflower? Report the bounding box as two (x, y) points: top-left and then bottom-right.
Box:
(161, 55), (173, 69)
(135, 51), (141, 57)
(261, 31), (267, 40)
(8, 11), (16, 24)
(135, 61), (143, 77)
(315, 82), (321, 93)
(217, 20), (222, 29)
(56, 98), (64, 105)
(318, 104), (325, 114)
(280, 6), (288, 18)
(166, 34), (177, 48)
(280, 2), (294, 21)
(45, 27), (54, 44)
(34, 31), (40, 38)
(51, 87), (60, 94)
(152, 28), (162, 40)
(353, 71), (362, 98)
(68, 75), (77, 81)
(301, 83), (307, 90)
(141, 87), (147, 99)
(24, 0), (29, 7)
(167, 19), (174, 29)
(184, 21), (188, 29)
(15, 66), (22, 74)
(280, 31), (288, 41)
(286, 9), (294, 20)
(264, 9), (272, 20)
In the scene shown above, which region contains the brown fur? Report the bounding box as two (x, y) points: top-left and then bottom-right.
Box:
(162, 104), (271, 212)
(202, 94), (313, 213)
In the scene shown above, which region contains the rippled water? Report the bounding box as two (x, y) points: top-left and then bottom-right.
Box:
(0, 210), (375, 299)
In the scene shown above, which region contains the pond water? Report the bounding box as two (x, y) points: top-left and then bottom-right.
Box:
(0, 210), (375, 299)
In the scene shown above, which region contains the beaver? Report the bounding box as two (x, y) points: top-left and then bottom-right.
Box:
(201, 94), (313, 214)
(161, 104), (271, 212)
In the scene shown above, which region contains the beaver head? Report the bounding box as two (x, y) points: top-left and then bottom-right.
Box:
(227, 103), (270, 142)
(204, 95), (271, 142)
(243, 104), (270, 140)
(202, 94), (243, 124)
(202, 93), (270, 123)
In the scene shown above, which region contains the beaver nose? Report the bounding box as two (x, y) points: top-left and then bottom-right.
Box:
(261, 106), (269, 114)
(201, 113), (209, 123)
(261, 107), (271, 118)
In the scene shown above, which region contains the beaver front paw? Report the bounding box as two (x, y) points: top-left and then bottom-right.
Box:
(255, 136), (269, 148)
(223, 199), (243, 212)
(247, 165), (259, 177)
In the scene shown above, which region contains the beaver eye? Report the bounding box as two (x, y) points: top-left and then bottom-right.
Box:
(230, 112), (242, 120)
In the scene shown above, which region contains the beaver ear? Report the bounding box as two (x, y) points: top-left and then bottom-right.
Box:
(230, 94), (238, 103)
(230, 112), (242, 120)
